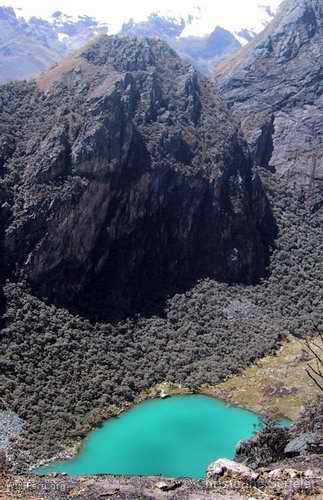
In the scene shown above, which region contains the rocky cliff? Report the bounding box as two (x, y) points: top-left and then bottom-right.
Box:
(0, 36), (274, 319)
(214, 0), (323, 210)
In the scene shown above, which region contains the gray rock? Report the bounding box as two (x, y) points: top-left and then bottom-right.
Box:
(207, 458), (259, 482)
(284, 432), (323, 455)
(214, 0), (323, 209)
(0, 411), (24, 450)
(155, 480), (182, 491)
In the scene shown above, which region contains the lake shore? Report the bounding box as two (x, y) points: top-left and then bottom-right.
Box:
(6, 335), (319, 474)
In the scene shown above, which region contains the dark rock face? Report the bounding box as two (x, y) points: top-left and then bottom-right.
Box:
(284, 433), (323, 456)
(1, 37), (275, 319)
(214, 0), (323, 210)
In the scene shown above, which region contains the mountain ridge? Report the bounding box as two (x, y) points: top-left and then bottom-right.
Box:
(0, 0), (322, 486)
(0, 4), (277, 82)
(1, 35), (275, 319)
(213, 0), (323, 209)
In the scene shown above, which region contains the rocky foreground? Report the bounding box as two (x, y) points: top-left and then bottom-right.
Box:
(1, 456), (323, 499)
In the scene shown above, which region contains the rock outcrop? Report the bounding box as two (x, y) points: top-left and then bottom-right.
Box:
(214, 0), (323, 210)
(0, 36), (275, 319)
(207, 458), (259, 482)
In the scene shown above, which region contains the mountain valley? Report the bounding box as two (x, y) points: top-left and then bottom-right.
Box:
(0, 0), (322, 498)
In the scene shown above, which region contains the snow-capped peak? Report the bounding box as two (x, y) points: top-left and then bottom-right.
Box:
(6, 1), (282, 38)
(180, 1), (279, 38)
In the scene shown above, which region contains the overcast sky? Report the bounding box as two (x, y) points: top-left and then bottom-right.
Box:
(6, 0), (282, 35)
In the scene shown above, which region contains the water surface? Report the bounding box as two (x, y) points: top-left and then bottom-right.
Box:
(37, 395), (288, 479)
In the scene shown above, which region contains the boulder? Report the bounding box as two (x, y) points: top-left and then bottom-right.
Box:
(268, 468), (302, 480)
(207, 458), (259, 482)
(284, 432), (322, 456)
(155, 480), (182, 491)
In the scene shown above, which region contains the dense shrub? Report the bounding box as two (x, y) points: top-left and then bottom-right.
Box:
(0, 168), (322, 469)
(235, 421), (290, 469)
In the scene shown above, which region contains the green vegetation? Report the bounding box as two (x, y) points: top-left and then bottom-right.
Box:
(0, 168), (322, 470)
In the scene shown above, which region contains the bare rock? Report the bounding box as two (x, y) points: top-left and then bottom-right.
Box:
(155, 480), (182, 491)
(214, 0), (323, 209)
(284, 432), (323, 456)
(207, 458), (259, 482)
(268, 467), (309, 480)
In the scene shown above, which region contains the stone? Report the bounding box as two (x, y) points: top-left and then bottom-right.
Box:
(284, 433), (318, 456)
(268, 468), (284, 480)
(207, 458), (259, 482)
(304, 469), (320, 479)
(160, 390), (169, 399)
(155, 480), (182, 491)
(268, 468), (303, 480)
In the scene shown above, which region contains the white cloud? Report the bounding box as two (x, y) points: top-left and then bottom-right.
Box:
(6, 0), (283, 35)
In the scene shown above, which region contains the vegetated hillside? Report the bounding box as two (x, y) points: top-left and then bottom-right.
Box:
(0, 15), (322, 474)
(0, 205), (5, 324)
(214, 0), (323, 210)
(1, 168), (322, 470)
(0, 36), (274, 321)
(0, 7), (108, 83)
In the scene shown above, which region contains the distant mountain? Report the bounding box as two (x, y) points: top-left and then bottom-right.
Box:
(174, 27), (241, 73)
(0, 7), (108, 83)
(0, 5), (278, 82)
(0, 7), (62, 82)
(48, 11), (109, 52)
(120, 15), (242, 72)
(120, 13), (186, 40)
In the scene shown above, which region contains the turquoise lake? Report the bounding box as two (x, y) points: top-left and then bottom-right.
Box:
(37, 395), (288, 479)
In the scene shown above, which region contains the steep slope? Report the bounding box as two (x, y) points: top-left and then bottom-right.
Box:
(0, 36), (274, 320)
(214, 0), (323, 210)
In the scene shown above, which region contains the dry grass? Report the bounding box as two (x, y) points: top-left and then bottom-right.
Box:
(200, 336), (321, 421)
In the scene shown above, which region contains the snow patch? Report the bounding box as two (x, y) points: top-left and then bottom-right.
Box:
(57, 32), (70, 42)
